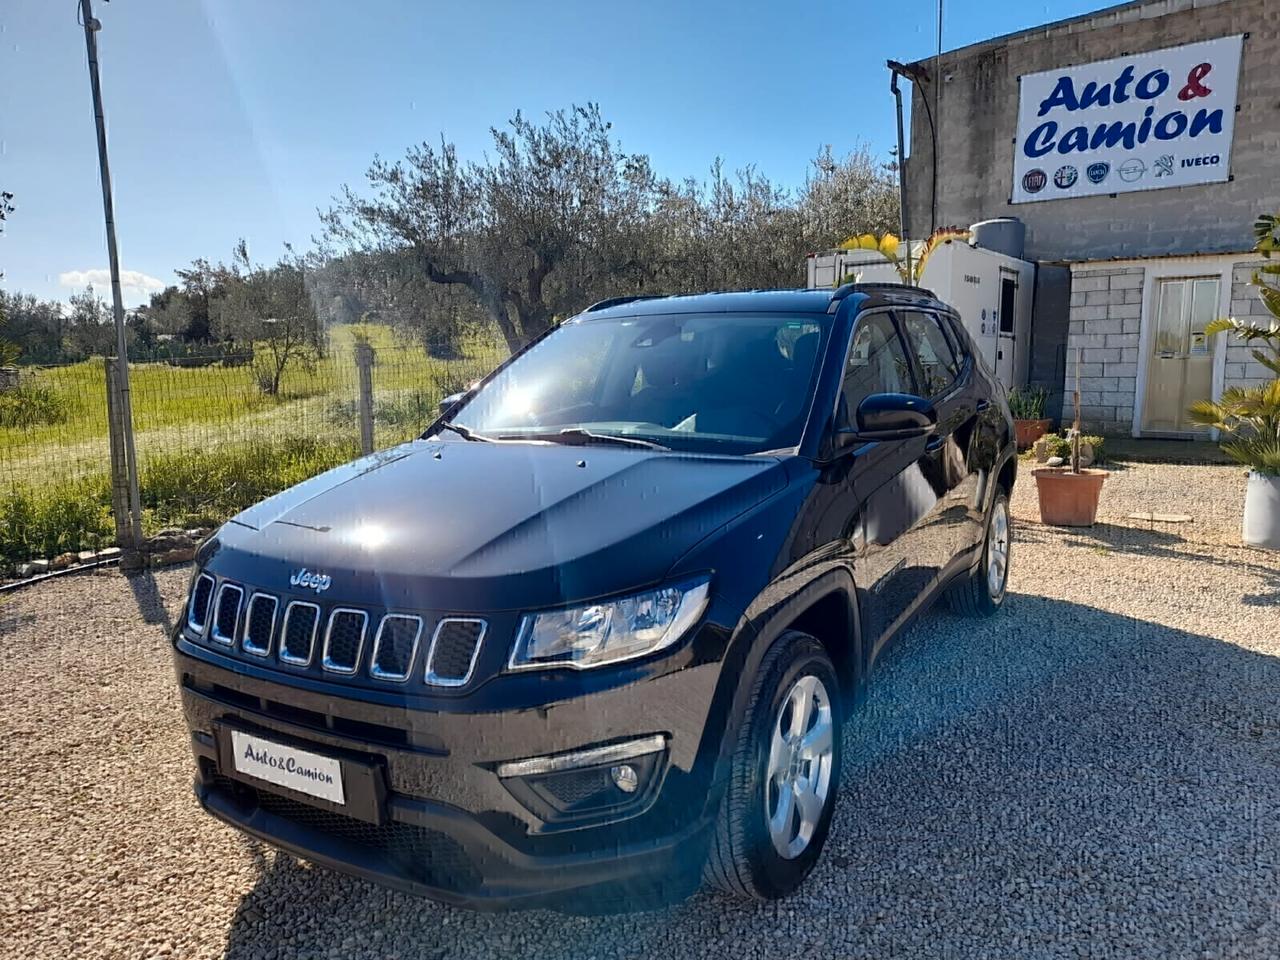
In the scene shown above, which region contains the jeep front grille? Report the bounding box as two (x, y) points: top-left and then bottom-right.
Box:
(211, 583), (244, 646)
(187, 574), (215, 634)
(425, 619), (486, 687)
(322, 608), (368, 674)
(370, 615), (423, 682)
(242, 593), (278, 657)
(186, 578), (487, 688)
(280, 601), (320, 665)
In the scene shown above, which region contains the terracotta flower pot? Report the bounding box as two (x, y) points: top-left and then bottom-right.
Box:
(1014, 418), (1052, 451)
(1032, 467), (1108, 527)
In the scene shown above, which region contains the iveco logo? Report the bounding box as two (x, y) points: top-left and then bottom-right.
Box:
(290, 568), (332, 594)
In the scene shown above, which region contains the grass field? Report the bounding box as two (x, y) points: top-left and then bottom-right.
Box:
(0, 324), (507, 565)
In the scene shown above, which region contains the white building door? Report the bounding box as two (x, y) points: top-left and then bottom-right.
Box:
(1140, 276), (1220, 435)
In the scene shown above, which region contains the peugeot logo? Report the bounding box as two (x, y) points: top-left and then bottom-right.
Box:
(290, 568), (332, 593)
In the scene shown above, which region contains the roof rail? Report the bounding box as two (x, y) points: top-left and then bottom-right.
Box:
(584, 294), (666, 313)
(830, 281), (937, 302)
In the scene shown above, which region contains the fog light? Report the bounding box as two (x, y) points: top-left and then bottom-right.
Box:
(610, 763), (639, 793)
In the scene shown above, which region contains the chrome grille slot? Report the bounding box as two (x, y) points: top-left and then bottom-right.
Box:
(211, 583), (243, 646)
(187, 573), (215, 634)
(322, 608), (368, 675)
(425, 618), (486, 687)
(241, 593), (278, 657)
(370, 615), (423, 682)
(279, 602), (320, 666)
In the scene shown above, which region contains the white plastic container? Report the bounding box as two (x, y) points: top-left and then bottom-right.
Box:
(1242, 471), (1280, 550)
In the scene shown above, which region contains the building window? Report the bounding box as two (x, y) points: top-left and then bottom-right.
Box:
(1152, 277), (1219, 357)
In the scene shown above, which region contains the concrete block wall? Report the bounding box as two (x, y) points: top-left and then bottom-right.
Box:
(1226, 261), (1277, 390)
(1062, 267), (1145, 434)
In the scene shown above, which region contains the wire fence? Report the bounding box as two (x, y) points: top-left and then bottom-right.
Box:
(0, 320), (1260, 569)
(0, 324), (507, 566)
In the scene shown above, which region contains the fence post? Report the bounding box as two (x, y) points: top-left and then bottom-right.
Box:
(103, 357), (134, 551)
(355, 341), (375, 456)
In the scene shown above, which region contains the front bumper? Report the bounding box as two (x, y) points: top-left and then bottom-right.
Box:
(175, 642), (723, 909)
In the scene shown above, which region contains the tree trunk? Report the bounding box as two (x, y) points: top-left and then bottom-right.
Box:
(485, 299), (523, 354)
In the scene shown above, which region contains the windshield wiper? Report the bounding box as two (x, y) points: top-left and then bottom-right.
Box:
(505, 428), (670, 451)
(434, 420), (492, 442)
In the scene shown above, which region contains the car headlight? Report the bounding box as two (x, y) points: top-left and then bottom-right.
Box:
(509, 577), (711, 671)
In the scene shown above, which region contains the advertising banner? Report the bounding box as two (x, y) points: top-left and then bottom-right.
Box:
(1011, 35), (1243, 204)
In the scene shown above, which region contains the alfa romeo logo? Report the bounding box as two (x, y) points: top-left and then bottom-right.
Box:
(1053, 165), (1079, 189)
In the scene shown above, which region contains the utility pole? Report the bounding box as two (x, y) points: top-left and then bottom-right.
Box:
(80, 0), (143, 553)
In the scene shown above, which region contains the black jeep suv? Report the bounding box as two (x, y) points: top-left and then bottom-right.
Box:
(173, 284), (1016, 909)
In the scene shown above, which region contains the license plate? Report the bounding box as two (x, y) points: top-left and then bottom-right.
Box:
(230, 730), (345, 805)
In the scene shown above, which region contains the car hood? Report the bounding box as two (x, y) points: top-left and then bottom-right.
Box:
(207, 439), (788, 611)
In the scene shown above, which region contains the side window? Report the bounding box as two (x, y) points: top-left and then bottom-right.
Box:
(899, 310), (960, 398)
(940, 314), (970, 365)
(839, 312), (915, 425)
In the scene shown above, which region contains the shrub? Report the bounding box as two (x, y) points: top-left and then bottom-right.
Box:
(0, 383), (68, 428)
(139, 435), (361, 529)
(1044, 433), (1106, 464)
(1008, 385), (1048, 420)
(0, 478), (114, 563)
(325, 389), (442, 438)
(0, 435), (363, 565)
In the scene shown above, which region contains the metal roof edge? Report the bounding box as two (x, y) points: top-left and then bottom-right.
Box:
(1042, 248), (1258, 267)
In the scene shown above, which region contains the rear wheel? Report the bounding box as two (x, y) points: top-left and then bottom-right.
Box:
(705, 632), (842, 900)
(946, 489), (1011, 616)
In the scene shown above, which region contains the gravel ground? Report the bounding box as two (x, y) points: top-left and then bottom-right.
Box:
(2, 471), (1279, 959)
(1010, 458), (1251, 545)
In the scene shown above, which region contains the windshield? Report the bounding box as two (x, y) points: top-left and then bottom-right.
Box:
(444, 312), (829, 455)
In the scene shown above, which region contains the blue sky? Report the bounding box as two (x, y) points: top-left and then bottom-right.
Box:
(1, 0), (1115, 306)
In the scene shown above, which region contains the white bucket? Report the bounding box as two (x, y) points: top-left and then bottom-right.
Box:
(1242, 471), (1280, 550)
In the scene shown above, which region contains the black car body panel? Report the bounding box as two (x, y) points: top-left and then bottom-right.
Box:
(172, 286), (1016, 908)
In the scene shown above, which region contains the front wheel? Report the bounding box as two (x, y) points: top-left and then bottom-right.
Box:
(946, 489), (1011, 616)
(704, 632), (842, 900)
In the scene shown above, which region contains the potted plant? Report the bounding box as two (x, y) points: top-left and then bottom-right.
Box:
(1008, 385), (1051, 450)
(1032, 348), (1107, 526)
(1187, 212), (1280, 550)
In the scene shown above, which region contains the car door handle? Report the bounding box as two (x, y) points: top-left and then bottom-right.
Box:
(975, 399), (991, 413)
(925, 435), (946, 452)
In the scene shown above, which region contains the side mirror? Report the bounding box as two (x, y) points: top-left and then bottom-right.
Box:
(438, 391), (467, 417)
(855, 392), (936, 439)
(832, 392), (936, 450)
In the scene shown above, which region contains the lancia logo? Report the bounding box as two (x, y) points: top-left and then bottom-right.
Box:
(290, 568), (332, 594)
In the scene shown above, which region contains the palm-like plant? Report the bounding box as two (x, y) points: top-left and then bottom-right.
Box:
(1187, 212), (1280, 474)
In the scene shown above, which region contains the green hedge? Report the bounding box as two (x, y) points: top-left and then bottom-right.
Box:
(0, 434), (362, 567)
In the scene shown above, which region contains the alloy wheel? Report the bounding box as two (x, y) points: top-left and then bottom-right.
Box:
(987, 497), (1010, 599)
(765, 673), (834, 859)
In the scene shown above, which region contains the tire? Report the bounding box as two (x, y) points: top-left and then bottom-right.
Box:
(946, 488), (1011, 617)
(704, 631), (843, 900)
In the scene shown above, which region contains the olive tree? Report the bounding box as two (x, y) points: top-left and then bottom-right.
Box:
(214, 241), (324, 395)
(323, 104), (660, 352)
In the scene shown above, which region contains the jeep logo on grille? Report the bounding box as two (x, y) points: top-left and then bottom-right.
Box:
(290, 568), (332, 594)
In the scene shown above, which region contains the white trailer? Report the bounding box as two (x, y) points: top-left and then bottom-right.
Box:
(805, 227), (1036, 392)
